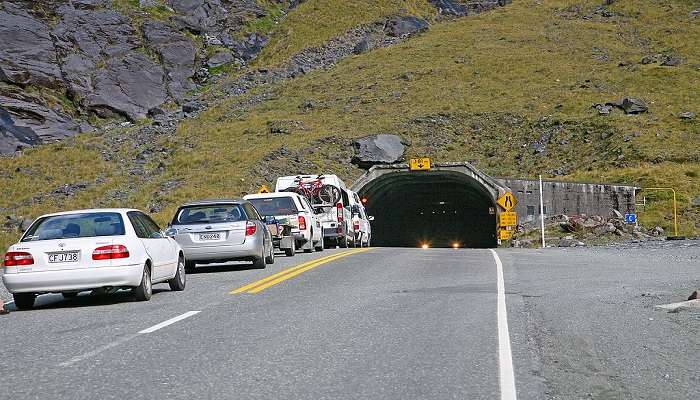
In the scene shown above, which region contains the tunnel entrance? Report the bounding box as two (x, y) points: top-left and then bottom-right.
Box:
(352, 164), (506, 248)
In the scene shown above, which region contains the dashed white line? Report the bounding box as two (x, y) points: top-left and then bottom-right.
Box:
(59, 310), (201, 366)
(138, 310), (200, 334)
(490, 249), (518, 400)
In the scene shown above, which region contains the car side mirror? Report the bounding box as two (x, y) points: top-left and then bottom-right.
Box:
(368, 216), (375, 221)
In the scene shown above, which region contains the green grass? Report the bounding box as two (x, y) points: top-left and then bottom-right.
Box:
(1, 0), (698, 251)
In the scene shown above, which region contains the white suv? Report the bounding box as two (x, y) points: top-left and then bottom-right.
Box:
(244, 192), (324, 253)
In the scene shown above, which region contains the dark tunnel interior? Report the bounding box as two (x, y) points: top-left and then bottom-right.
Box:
(359, 171), (498, 248)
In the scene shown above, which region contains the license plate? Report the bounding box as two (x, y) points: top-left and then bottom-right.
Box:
(199, 233), (222, 241)
(48, 251), (79, 263)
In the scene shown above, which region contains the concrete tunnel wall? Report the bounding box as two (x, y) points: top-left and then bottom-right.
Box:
(351, 163), (508, 248)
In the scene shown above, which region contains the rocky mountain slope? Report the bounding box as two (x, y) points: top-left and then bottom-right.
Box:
(0, 0), (698, 248)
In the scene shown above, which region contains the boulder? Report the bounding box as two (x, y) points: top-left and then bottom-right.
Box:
(384, 16), (429, 37)
(207, 50), (235, 68)
(679, 111), (696, 120)
(143, 21), (196, 100)
(660, 55), (682, 66)
(593, 103), (613, 115)
(224, 33), (269, 62)
(353, 39), (371, 55)
(0, 3), (63, 88)
(431, 0), (469, 16)
(608, 98), (648, 114)
(351, 134), (406, 168)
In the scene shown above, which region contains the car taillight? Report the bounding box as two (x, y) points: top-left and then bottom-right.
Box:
(3, 251), (34, 267)
(245, 221), (257, 236)
(298, 216), (307, 230)
(354, 222), (360, 231)
(92, 245), (129, 260)
(336, 203), (343, 222)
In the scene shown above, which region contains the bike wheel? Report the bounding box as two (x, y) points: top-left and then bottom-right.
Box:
(294, 187), (313, 202)
(317, 185), (341, 204)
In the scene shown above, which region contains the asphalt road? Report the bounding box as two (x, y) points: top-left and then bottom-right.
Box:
(1, 242), (698, 399)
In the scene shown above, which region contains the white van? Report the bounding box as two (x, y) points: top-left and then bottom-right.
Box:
(244, 192), (324, 253)
(275, 175), (354, 248)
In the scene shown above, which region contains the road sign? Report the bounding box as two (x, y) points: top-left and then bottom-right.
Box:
(497, 192), (517, 211)
(498, 229), (514, 240)
(499, 211), (517, 227)
(258, 185), (271, 194)
(624, 213), (637, 224)
(409, 158), (431, 171)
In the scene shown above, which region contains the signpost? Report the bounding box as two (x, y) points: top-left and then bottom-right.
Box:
(499, 211), (517, 227)
(258, 185), (271, 194)
(497, 192), (517, 211)
(409, 158), (431, 171)
(624, 213), (637, 224)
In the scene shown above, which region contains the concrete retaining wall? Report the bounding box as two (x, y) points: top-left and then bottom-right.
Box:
(498, 178), (639, 225)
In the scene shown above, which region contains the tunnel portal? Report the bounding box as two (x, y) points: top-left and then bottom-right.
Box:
(353, 164), (507, 248)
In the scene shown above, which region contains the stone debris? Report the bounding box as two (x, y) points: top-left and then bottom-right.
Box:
(351, 134), (407, 168)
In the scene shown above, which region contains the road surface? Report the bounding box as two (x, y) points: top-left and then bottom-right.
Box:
(1, 242), (698, 399)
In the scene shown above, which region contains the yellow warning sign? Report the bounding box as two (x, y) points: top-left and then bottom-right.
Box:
(499, 229), (514, 240)
(409, 158), (431, 171)
(258, 185), (271, 194)
(497, 192), (517, 211)
(499, 211), (517, 227)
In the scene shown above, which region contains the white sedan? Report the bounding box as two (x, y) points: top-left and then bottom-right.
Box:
(2, 208), (186, 310)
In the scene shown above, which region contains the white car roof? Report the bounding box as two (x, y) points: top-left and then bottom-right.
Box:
(244, 192), (301, 199)
(36, 208), (141, 219)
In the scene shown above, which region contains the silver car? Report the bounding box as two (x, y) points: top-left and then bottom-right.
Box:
(165, 200), (274, 272)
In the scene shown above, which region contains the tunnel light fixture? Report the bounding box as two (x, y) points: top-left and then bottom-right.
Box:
(439, 201), (446, 205)
(452, 242), (460, 249)
(421, 243), (429, 249)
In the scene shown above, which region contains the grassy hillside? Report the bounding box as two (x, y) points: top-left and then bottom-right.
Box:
(1, 0), (699, 249)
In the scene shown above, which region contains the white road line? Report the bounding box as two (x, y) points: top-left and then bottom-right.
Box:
(138, 310), (200, 334)
(60, 333), (140, 367)
(60, 311), (201, 366)
(490, 249), (518, 400)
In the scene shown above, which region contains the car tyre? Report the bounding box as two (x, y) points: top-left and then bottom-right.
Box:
(184, 260), (196, 274)
(168, 256), (186, 291)
(284, 240), (296, 256)
(133, 265), (152, 301)
(315, 235), (324, 252)
(265, 245), (275, 264)
(13, 293), (36, 310)
(253, 248), (266, 269)
(339, 236), (348, 248)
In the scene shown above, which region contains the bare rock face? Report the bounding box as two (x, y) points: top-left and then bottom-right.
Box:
(143, 21), (197, 100)
(87, 54), (167, 120)
(0, 95), (83, 153)
(352, 134), (407, 169)
(0, 4), (63, 88)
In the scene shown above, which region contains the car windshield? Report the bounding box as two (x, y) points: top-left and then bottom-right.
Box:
(21, 212), (126, 242)
(174, 204), (245, 225)
(248, 197), (298, 216)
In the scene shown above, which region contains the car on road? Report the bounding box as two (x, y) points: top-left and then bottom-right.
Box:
(275, 174), (354, 248)
(166, 200), (274, 273)
(349, 191), (373, 247)
(244, 192), (324, 253)
(2, 209), (186, 310)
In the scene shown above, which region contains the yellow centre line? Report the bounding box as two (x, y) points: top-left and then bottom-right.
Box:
(231, 248), (372, 294)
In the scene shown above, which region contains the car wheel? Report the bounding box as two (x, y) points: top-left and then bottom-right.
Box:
(184, 260), (196, 274)
(265, 244), (275, 264)
(284, 240), (296, 256)
(133, 265), (152, 301)
(253, 248), (266, 269)
(339, 236), (348, 248)
(13, 293), (36, 310)
(62, 292), (79, 299)
(315, 235), (324, 252)
(168, 256), (186, 291)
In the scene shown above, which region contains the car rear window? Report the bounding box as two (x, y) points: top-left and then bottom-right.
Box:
(174, 204), (245, 225)
(21, 212), (125, 242)
(248, 197), (299, 217)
